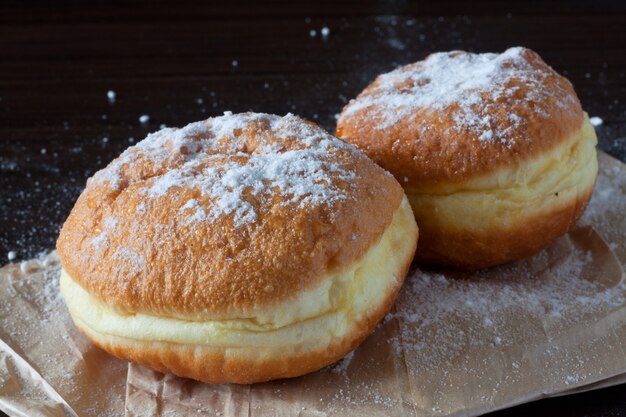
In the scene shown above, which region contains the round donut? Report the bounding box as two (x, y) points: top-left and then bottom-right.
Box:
(57, 112), (418, 384)
(336, 47), (598, 270)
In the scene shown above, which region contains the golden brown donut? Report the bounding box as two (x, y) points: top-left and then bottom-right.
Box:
(57, 112), (418, 384)
(336, 47), (598, 270)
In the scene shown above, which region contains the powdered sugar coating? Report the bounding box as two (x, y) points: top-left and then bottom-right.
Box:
(341, 47), (576, 145)
(90, 112), (360, 227)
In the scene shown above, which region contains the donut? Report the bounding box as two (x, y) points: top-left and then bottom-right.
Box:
(336, 47), (598, 270)
(57, 112), (418, 384)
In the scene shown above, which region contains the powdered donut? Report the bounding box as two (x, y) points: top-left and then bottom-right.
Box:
(57, 112), (418, 383)
(337, 47), (597, 269)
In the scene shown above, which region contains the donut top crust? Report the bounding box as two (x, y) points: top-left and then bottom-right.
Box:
(57, 112), (403, 319)
(336, 47), (585, 188)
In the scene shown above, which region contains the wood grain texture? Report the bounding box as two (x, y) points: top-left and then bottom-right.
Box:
(1, 1), (625, 416)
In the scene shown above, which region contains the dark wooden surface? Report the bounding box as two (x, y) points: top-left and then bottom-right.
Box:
(1, 1), (625, 416)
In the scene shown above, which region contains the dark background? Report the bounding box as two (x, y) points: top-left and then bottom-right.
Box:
(1, 1), (625, 416)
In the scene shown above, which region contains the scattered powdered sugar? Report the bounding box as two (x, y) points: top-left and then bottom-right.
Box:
(330, 384), (399, 409)
(135, 202), (147, 214)
(387, 236), (626, 378)
(35, 256), (65, 321)
(395, 251), (620, 332)
(90, 232), (109, 252)
(156, 149), (356, 225)
(330, 350), (355, 374)
(102, 216), (118, 230)
(88, 216), (120, 257)
(590, 116), (604, 126)
(90, 112), (360, 227)
(0, 252), (128, 416)
(342, 47), (573, 144)
(113, 246), (145, 274)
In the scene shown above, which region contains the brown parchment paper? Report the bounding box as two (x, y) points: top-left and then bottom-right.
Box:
(0, 255), (127, 417)
(1, 151), (625, 417)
